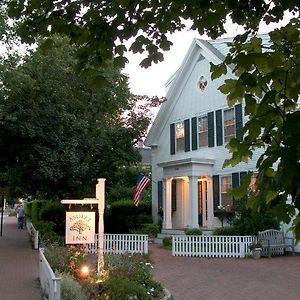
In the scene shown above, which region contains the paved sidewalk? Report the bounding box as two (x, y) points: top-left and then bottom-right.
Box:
(149, 243), (300, 300)
(0, 216), (41, 300)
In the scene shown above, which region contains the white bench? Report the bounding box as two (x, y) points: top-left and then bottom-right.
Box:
(258, 229), (295, 258)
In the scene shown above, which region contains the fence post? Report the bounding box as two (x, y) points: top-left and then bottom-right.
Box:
(239, 237), (245, 258)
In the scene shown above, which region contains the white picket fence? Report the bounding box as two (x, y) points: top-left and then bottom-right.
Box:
(172, 235), (256, 258)
(39, 248), (61, 300)
(84, 233), (148, 255)
(26, 220), (39, 249)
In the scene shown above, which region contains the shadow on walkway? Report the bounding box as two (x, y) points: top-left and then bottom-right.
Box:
(0, 216), (41, 300)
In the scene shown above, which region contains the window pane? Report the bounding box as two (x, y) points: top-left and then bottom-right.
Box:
(176, 122), (184, 139)
(176, 122), (185, 152)
(221, 175), (232, 206)
(224, 108), (235, 143)
(198, 116), (208, 147)
(221, 176), (231, 193)
(176, 138), (185, 152)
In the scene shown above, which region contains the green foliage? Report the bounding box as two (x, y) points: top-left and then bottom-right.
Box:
(44, 244), (89, 276)
(30, 200), (48, 224)
(213, 227), (238, 236)
(7, 0), (298, 70)
(217, 21), (300, 238)
(39, 201), (66, 236)
(104, 254), (162, 299)
(0, 35), (154, 199)
(57, 272), (88, 300)
(105, 199), (152, 233)
(130, 223), (161, 238)
(162, 236), (172, 249)
(231, 197), (280, 236)
(184, 228), (203, 236)
(102, 276), (149, 300)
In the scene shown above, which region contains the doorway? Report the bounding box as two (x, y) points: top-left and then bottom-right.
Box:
(198, 178), (208, 227)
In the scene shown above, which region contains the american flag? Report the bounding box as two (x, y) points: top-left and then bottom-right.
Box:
(133, 174), (151, 206)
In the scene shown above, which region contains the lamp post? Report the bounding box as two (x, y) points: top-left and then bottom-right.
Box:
(95, 178), (105, 274)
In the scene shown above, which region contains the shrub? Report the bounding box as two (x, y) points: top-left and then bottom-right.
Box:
(213, 227), (237, 236)
(184, 228), (202, 235)
(102, 276), (149, 300)
(104, 254), (162, 298)
(31, 200), (48, 223)
(105, 199), (152, 233)
(232, 196), (280, 235)
(39, 201), (66, 236)
(44, 244), (88, 276)
(162, 236), (172, 248)
(57, 272), (88, 300)
(130, 223), (161, 238)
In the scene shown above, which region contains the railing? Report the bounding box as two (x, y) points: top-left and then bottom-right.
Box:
(39, 248), (61, 300)
(84, 233), (149, 255)
(26, 220), (39, 249)
(172, 235), (256, 258)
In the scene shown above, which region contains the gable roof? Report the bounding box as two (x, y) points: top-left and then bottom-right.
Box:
(145, 37), (230, 147)
(145, 34), (269, 147)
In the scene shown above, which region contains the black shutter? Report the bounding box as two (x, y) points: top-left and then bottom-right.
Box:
(216, 109), (223, 146)
(213, 175), (220, 216)
(170, 123), (175, 155)
(208, 111), (215, 147)
(235, 104), (243, 141)
(232, 173), (240, 207)
(171, 179), (177, 212)
(191, 117), (198, 150)
(184, 119), (190, 152)
(157, 181), (163, 211)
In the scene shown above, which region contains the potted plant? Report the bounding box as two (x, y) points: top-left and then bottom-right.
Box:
(249, 240), (263, 259)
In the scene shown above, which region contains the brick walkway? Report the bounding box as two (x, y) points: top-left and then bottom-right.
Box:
(149, 243), (300, 300)
(0, 216), (41, 300)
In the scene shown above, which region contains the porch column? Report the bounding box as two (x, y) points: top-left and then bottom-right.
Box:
(188, 176), (199, 228)
(163, 178), (172, 229)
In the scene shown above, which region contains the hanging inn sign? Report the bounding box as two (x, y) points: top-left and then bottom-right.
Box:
(65, 211), (95, 244)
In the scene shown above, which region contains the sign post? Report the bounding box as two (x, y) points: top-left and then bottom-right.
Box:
(61, 178), (106, 275)
(0, 187), (8, 237)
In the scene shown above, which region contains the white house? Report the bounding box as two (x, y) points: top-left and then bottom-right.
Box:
(144, 36), (267, 231)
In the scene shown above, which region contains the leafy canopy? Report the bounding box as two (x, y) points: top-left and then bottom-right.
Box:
(0, 35), (154, 199)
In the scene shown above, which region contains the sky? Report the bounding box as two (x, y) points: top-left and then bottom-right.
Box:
(123, 16), (293, 97)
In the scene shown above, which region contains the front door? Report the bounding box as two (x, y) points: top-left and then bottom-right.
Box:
(198, 179), (208, 227)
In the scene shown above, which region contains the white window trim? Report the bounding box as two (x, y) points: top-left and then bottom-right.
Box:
(223, 107), (236, 144)
(198, 115), (208, 148)
(220, 175), (232, 207)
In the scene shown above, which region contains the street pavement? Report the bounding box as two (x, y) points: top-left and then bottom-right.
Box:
(0, 215), (41, 300)
(149, 243), (300, 300)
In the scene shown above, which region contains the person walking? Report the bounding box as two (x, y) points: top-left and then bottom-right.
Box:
(16, 205), (25, 229)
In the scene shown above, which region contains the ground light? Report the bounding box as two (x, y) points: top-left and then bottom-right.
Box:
(79, 265), (90, 279)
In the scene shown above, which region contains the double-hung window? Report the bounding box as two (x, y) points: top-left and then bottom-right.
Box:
(198, 116), (208, 147)
(223, 108), (235, 143)
(220, 175), (232, 206)
(176, 121), (185, 152)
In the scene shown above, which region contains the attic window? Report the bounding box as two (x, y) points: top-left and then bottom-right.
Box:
(196, 75), (208, 91)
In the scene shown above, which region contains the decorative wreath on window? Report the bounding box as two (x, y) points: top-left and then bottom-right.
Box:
(196, 75), (208, 91)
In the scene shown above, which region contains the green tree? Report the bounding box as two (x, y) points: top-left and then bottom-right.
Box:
(5, 1), (300, 237)
(0, 36), (153, 199)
